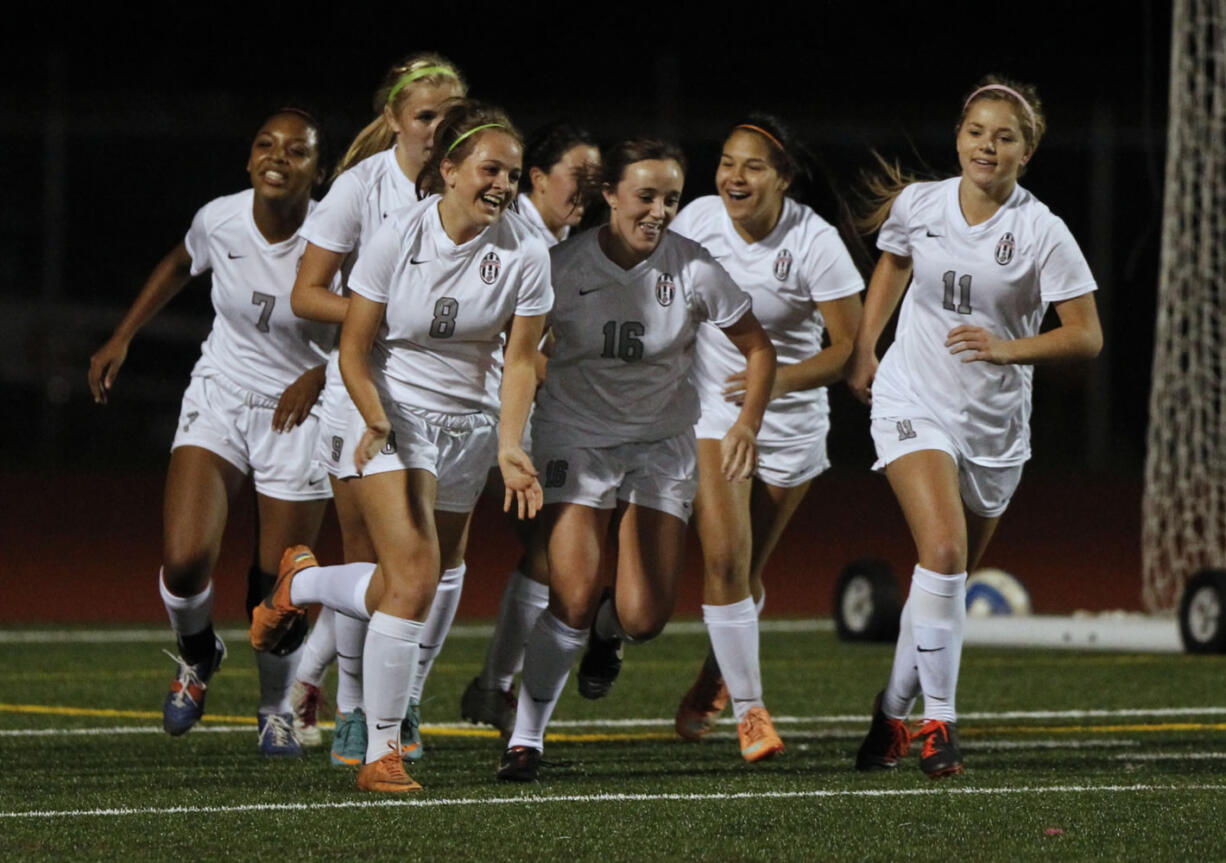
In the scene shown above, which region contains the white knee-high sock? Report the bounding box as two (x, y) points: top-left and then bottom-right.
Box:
(334, 613), (367, 715)
(159, 571), (213, 637)
(362, 611), (422, 764)
(479, 570), (549, 691)
(295, 607), (337, 687)
(881, 595), (920, 719)
(703, 598), (762, 721)
(909, 565), (967, 723)
(409, 562), (466, 704)
(256, 646), (302, 714)
(507, 611), (588, 751)
(289, 562), (375, 619)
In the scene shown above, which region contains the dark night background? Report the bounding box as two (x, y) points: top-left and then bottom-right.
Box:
(0, 4), (1174, 615)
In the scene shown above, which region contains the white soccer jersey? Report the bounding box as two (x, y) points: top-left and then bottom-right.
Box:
(184, 189), (334, 397)
(535, 228), (752, 446)
(347, 197), (554, 416)
(300, 147), (419, 455)
(516, 195), (568, 247)
(872, 177), (1097, 466)
(299, 147), (417, 261)
(672, 195), (863, 444)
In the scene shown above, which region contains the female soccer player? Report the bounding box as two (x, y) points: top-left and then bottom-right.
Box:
(847, 76), (1101, 777)
(286, 53), (466, 762)
(669, 115), (864, 761)
(251, 101), (552, 793)
(88, 108), (334, 757)
(497, 139), (777, 782)
(460, 121), (600, 736)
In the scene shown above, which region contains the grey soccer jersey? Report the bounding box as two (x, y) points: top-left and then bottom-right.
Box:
(184, 189), (333, 397)
(872, 178), (1097, 466)
(535, 228), (752, 446)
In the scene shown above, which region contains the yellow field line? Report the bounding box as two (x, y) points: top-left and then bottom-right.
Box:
(5, 703), (1226, 740)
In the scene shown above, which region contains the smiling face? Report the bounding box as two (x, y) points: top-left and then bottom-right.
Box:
(716, 129), (789, 240)
(246, 112), (321, 205)
(956, 98), (1032, 196)
(385, 80), (465, 179)
(532, 143), (601, 236)
(601, 158), (684, 267)
(439, 129), (523, 241)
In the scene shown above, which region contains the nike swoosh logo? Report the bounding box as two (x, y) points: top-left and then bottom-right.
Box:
(578, 287), (601, 296)
(410, 257), (430, 265)
(531, 696), (554, 704)
(227, 252), (244, 259)
(309, 477), (325, 487)
(916, 646), (945, 653)
(925, 231), (942, 238)
(375, 722), (397, 730)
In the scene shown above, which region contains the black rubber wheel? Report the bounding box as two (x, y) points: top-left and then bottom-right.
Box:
(833, 557), (901, 642)
(1179, 569), (1226, 654)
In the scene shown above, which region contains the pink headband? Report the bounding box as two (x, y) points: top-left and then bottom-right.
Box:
(963, 84), (1036, 131)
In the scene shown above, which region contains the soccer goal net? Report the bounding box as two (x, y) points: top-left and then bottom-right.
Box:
(1142, 0), (1226, 612)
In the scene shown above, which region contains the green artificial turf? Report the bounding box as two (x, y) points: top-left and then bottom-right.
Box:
(2, 622), (1225, 861)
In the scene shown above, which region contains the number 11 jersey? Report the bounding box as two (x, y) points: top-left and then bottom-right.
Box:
(872, 177), (1096, 466)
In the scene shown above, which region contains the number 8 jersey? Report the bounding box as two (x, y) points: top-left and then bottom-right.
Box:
(535, 228), (752, 446)
(347, 195), (554, 417)
(185, 189), (335, 398)
(872, 177), (1097, 466)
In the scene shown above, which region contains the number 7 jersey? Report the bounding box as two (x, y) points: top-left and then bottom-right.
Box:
(185, 189), (335, 398)
(872, 178), (1096, 466)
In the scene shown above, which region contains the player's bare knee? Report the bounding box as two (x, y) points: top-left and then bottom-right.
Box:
(918, 538), (966, 576)
(160, 553), (212, 597)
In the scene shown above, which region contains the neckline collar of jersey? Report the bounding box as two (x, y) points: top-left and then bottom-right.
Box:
(720, 194), (789, 252)
(946, 177), (1023, 236)
(244, 189), (306, 253)
(592, 225), (670, 283)
(385, 146), (418, 197)
(428, 195), (493, 255)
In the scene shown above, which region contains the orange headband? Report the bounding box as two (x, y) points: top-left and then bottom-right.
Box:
(735, 123), (785, 153)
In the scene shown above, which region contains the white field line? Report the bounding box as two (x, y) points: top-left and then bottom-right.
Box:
(0, 620), (828, 644)
(1111, 752), (1226, 760)
(4, 783), (1226, 820)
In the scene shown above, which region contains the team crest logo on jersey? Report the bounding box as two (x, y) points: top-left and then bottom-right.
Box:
(995, 232), (1015, 266)
(479, 252), (501, 285)
(655, 273), (675, 307)
(773, 249), (793, 281)
(380, 431), (398, 455)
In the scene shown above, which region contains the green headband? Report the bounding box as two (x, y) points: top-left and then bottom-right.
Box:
(386, 65), (457, 104)
(445, 123), (505, 156)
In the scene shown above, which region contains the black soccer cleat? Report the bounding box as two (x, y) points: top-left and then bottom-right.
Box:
(497, 746), (542, 782)
(917, 719), (965, 778)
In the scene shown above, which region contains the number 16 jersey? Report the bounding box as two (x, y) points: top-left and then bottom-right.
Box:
(872, 178), (1096, 466)
(535, 228), (752, 447)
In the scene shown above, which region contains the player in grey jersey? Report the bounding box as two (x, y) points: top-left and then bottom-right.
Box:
(497, 139), (777, 782)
